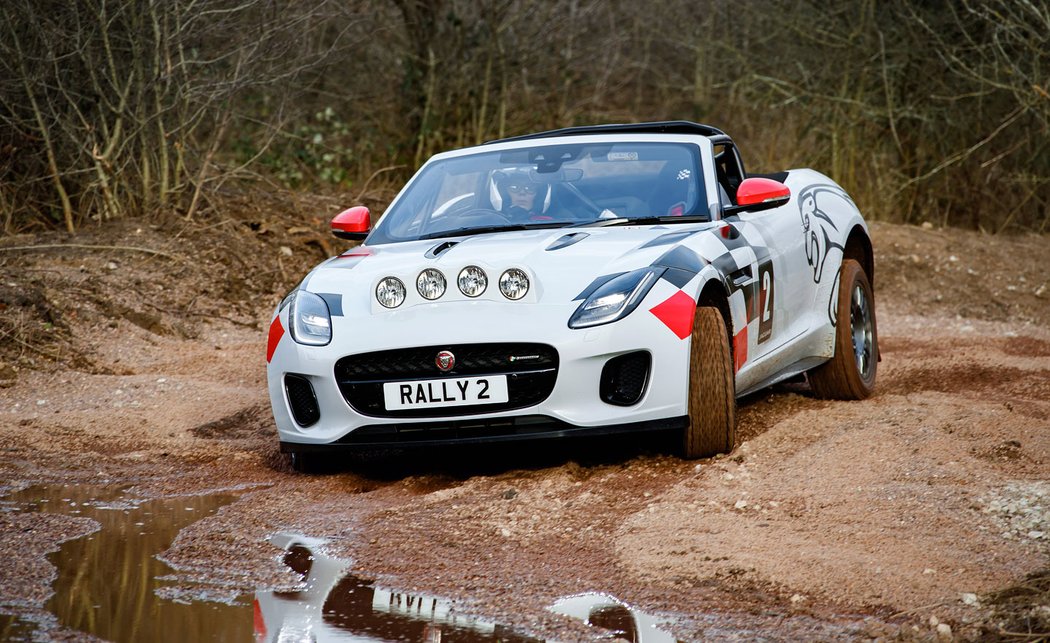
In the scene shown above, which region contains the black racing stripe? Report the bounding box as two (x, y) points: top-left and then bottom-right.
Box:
(710, 251), (755, 320)
(713, 223), (750, 252)
(318, 293), (344, 317)
(652, 244), (706, 274)
(661, 268), (696, 289)
(711, 253), (740, 281)
(573, 272), (625, 301)
(640, 230), (696, 249)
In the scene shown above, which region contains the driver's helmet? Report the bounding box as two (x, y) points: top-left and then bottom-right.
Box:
(489, 168), (551, 218)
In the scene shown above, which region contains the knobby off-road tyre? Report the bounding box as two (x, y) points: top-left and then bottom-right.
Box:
(683, 306), (736, 459)
(808, 259), (878, 399)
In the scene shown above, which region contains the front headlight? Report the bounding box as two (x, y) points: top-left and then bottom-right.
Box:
(376, 277), (407, 308)
(499, 268), (529, 300)
(458, 266), (488, 297)
(417, 269), (446, 300)
(568, 267), (664, 329)
(288, 290), (331, 346)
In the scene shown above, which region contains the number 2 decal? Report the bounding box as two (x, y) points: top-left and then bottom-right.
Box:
(757, 259), (774, 344)
(762, 270), (772, 321)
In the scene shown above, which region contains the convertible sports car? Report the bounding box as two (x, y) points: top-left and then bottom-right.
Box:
(266, 121), (878, 471)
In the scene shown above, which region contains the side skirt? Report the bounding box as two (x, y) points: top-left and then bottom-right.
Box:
(736, 356), (827, 399)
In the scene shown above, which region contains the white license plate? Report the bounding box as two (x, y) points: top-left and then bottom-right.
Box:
(383, 376), (509, 410)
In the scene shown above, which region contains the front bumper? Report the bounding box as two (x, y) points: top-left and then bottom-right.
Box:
(266, 282), (692, 449)
(279, 415), (687, 451)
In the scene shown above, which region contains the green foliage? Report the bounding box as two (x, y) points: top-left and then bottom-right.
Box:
(254, 108), (355, 189)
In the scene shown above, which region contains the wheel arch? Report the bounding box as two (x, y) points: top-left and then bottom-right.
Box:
(695, 278), (733, 339)
(843, 225), (874, 287)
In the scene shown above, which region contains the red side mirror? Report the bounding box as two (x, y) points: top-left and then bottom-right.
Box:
(735, 177), (791, 210)
(331, 206), (370, 240)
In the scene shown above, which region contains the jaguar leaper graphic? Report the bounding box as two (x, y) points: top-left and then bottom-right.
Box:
(799, 184), (851, 284)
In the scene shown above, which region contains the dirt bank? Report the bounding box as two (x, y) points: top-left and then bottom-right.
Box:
(0, 213), (1047, 641)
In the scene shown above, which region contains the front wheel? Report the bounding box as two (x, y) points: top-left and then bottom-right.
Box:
(683, 306), (736, 459)
(808, 259), (878, 399)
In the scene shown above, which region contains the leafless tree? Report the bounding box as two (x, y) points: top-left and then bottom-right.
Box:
(1, 0), (1047, 233)
(0, 0), (360, 231)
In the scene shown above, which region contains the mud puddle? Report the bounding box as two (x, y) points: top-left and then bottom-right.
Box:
(259, 532), (541, 642)
(551, 594), (681, 642)
(1, 484), (683, 642)
(0, 616), (35, 642)
(260, 533), (681, 642)
(1, 484), (246, 642)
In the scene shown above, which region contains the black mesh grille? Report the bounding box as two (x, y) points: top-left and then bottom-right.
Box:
(285, 374), (320, 427)
(600, 351), (651, 406)
(334, 343), (558, 418)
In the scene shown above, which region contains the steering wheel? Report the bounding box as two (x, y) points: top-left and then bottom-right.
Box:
(562, 183), (603, 217)
(456, 207), (513, 225)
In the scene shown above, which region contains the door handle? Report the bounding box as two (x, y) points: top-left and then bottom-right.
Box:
(730, 267), (753, 287)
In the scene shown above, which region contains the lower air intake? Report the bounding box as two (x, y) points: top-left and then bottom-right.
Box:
(285, 374), (320, 427)
(600, 351), (651, 406)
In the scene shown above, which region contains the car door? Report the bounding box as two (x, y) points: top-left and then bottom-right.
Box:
(714, 143), (815, 372)
(732, 203), (811, 352)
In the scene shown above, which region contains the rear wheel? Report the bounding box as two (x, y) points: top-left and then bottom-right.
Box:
(808, 259), (878, 399)
(683, 306), (736, 459)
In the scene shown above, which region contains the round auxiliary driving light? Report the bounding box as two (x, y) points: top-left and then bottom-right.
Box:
(416, 268), (446, 300)
(499, 268), (530, 300)
(376, 277), (406, 308)
(457, 266), (488, 297)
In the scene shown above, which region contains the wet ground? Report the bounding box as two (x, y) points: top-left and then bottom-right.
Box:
(1, 220), (1049, 641)
(1, 485), (245, 641)
(0, 482), (686, 642)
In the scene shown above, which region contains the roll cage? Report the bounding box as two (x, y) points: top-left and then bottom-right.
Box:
(487, 121), (749, 210)
(486, 121), (728, 143)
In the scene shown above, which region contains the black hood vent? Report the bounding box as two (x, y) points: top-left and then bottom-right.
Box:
(425, 240), (459, 259)
(546, 232), (588, 251)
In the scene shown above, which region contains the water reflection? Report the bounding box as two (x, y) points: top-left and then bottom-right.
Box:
(0, 613), (36, 641)
(2, 484), (247, 642)
(2, 486), (677, 643)
(257, 533), (539, 642)
(550, 593), (680, 643)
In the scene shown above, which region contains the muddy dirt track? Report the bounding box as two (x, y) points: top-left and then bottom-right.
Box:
(0, 215), (1048, 641)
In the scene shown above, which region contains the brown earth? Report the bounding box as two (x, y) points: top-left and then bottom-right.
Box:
(0, 204), (1048, 641)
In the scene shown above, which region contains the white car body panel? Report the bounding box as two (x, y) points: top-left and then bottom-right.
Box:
(265, 125), (869, 452)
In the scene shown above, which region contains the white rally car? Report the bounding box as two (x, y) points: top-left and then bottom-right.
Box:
(266, 122), (878, 471)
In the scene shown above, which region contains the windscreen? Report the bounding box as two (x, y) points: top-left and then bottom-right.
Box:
(367, 142), (704, 244)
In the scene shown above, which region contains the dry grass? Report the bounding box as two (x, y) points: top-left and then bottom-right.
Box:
(982, 571), (1050, 642)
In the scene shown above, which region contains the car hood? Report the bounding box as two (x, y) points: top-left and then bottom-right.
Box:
(303, 225), (718, 306)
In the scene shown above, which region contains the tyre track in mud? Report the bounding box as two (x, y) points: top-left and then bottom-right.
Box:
(0, 221), (1048, 640)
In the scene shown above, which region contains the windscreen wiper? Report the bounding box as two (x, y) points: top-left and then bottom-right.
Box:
(573, 214), (711, 228)
(418, 221), (570, 240)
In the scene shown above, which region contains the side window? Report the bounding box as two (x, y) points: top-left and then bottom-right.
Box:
(713, 144), (746, 205)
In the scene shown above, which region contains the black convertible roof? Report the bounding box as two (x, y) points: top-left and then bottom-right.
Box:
(486, 121), (729, 145)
